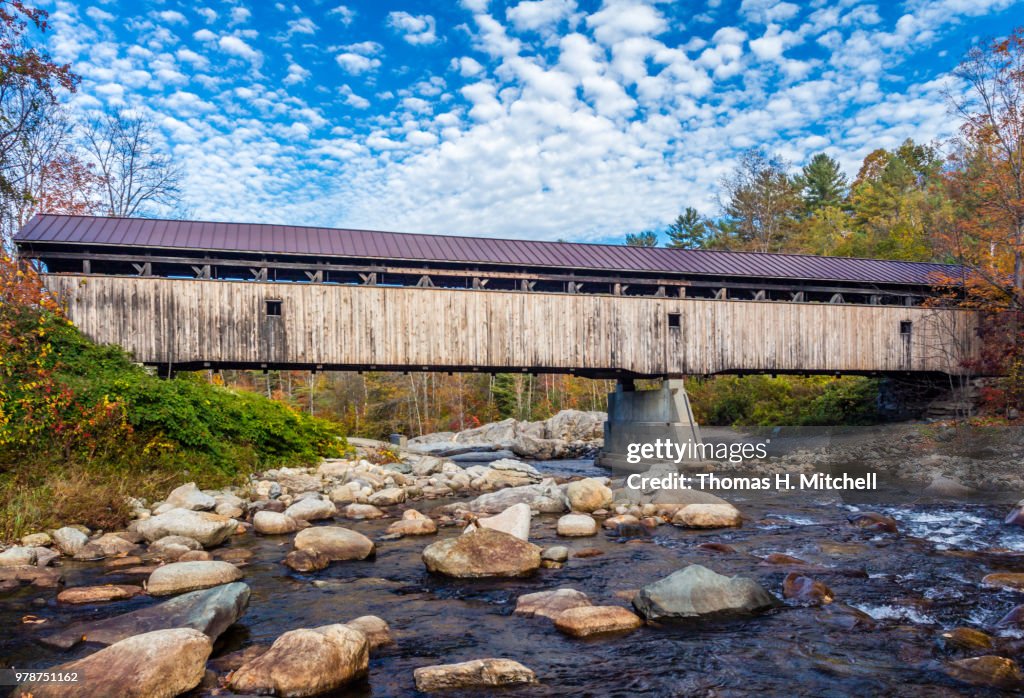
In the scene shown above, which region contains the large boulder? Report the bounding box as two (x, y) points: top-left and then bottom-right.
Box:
(136, 509), (238, 547)
(414, 658), (537, 692)
(294, 526), (375, 561)
(542, 410), (605, 441)
(462, 480), (567, 514)
(470, 503), (531, 541)
(423, 529), (541, 578)
(18, 628), (211, 698)
(229, 624), (368, 697)
(155, 482), (216, 513)
(553, 606), (643, 637)
(514, 588), (592, 620)
(42, 582), (250, 649)
(0, 545), (38, 567)
(53, 526), (90, 556)
(284, 497), (337, 522)
(253, 511), (299, 535)
(146, 560), (243, 596)
(632, 564), (781, 620)
(566, 479), (613, 513)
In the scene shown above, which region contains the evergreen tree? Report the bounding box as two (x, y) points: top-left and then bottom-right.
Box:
(625, 230), (658, 247)
(665, 207), (710, 248)
(797, 153), (848, 213)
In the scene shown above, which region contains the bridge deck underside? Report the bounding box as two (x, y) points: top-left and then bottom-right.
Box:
(44, 275), (980, 378)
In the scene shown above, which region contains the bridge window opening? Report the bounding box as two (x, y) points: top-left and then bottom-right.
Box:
(900, 320), (912, 335)
(265, 299), (282, 316)
(667, 312), (681, 329)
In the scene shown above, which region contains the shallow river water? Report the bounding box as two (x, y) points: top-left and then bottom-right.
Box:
(2, 459), (1024, 697)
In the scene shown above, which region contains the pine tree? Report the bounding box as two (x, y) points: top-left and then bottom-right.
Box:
(665, 207), (710, 248)
(625, 230), (658, 247)
(798, 153), (848, 213)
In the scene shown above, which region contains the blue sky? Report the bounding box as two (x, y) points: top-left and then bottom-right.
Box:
(41, 0), (1023, 243)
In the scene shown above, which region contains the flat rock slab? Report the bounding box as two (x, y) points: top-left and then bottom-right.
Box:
(147, 561), (243, 596)
(19, 628), (211, 698)
(42, 582), (251, 649)
(422, 528), (540, 578)
(982, 573), (1024, 591)
(554, 606), (643, 637)
(514, 588), (592, 620)
(414, 658), (537, 692)
(57, 585), (143, 605)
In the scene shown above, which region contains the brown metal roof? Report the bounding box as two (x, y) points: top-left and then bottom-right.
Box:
(15, 214), (963, 286)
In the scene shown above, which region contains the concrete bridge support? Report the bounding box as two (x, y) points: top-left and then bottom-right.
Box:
(597, 379), (702, 471)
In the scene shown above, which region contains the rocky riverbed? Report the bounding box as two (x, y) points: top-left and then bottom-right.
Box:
(2, 446), (1024, 696)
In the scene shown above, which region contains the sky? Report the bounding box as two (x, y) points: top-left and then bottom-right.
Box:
(38, 0), (1024, 244)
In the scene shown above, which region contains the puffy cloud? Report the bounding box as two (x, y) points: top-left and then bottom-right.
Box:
(336, 52), (381, 74)
(230, 7), (252, 26)
(328, 5), (356, 25)
(156, 10), (187, 25)
(218, 36), (261, 66)
(340, 84), (371, 108)
(196, 8), (218, 24)
(193, 28), (217, 42)
(387, 12), (438, 45)
(451, 56), (485, 76)
(283, 62), (311, 85)
(586, 1), (666, 44)
(507, 0), (578, 32)
(286, 17), (318, 36)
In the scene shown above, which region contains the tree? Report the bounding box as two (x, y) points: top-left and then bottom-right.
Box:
(847, 139), (945, 261)
(0, 102), (102, 242)
(82, 108), (184, 218)
(797, 153), (847, 213)
(665, 207), (711, 248)
(946, 28), (1024, 300)
(720, 149), (801, 252)
(0, 2), (78, 247)
(625, 230), (657, 247)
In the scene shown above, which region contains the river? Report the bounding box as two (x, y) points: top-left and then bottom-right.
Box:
(2, 458), (1023, 696)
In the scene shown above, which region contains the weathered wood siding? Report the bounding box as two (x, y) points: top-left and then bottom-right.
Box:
(45, 275), (980, 376)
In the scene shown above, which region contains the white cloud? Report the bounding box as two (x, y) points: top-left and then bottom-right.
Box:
(230, 7), (252, 26)
(507, 0), (577, 32)
(586, 2), (666, 44)
(336, 53), (381, 74)
(156, 10), (187, 25)
(283, 62), (311, 85)
(341, 84), (371, 108)
(193, 29), (217, 42)
(451, 56), (485, 77)
(218, 35), (262, 66)
(86, 7), (115, 23)
(176, 48), (209, 69)
(196, 8), (218, 24)
(387, 12), (438, 45)
(328, 5), (357, 25)
(287, 17), (318, 36)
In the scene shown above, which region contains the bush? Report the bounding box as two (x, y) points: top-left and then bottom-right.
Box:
(686, 374), (879, 427)
(0, 257), (348, 539)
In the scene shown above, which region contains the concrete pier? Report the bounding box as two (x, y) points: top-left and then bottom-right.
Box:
(597, 378), (702, 471)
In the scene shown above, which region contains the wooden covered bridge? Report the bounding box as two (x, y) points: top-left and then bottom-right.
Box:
(14, 214), (980, 381)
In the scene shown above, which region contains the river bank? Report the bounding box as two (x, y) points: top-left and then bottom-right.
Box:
(2, 442), (1024, 695)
